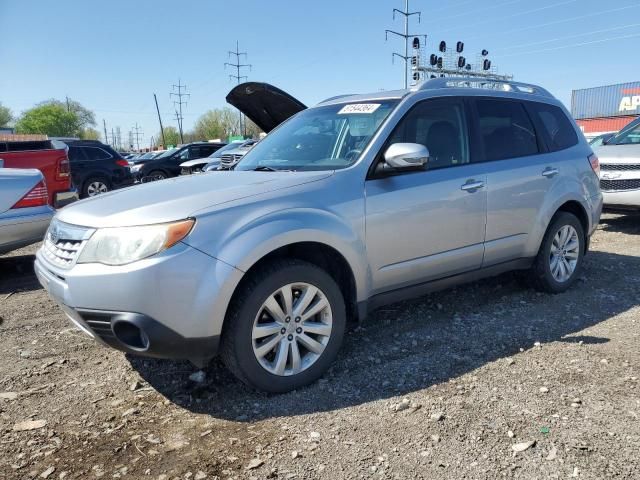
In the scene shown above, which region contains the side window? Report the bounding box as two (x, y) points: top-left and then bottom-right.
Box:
(476, 99), (538, 161)
(0, 143), (7, 153)
(528, 102), (578, 151)
(178, 148), (190, 160)
(388, 98), (469, 169)
(83, 147), (112, 161)
(68, 146), (87, 161)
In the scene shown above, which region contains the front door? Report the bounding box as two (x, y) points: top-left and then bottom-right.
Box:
(365, 97), (488, 295)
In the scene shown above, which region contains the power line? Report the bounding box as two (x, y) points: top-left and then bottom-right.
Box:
(498, 23), (640, 52)
(132, 122), (143, 151)
(385, 0), (426, 89)
(170, 79), (189, 144)
(495, 31), (640, 58)
(224, 40), (252, 136)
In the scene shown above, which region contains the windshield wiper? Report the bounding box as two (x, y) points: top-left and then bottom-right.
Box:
(252, 166), (295, 172)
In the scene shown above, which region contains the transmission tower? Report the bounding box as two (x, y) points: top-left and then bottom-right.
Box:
(225, 41), (251, 136)
(132, 123), (143, 151)
(385, 0), (426, 89)
(170, 79), (189, 144)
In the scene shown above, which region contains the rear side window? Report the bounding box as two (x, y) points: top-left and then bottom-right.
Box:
(527, 102), (578, 151)
(7, 140), (53, 151)
(83, 147), (113, 161)
(475, 99), (538, 161)
(68, 146), (87, 161)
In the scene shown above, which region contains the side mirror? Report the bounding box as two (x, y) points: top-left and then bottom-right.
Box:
(384, 143), (429, 169)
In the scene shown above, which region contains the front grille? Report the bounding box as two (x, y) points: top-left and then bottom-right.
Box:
(220, 153), (243, 169)
(600, 179), (640, 191)
(41, 220), (92, 269)
(42, 238), (83, 268)
(600, 164), (640, 171)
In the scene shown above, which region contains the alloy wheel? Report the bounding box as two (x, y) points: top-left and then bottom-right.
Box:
(549, 224), (580, 283)
(87, 181), (108, 196)
(252, 282), (332, 376)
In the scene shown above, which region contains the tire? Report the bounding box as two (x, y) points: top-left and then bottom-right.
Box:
(529, 212), (585, 293)
(82, 176), (111, 198)
(147, 170), (167, 181)
(220, 259), (346, 393)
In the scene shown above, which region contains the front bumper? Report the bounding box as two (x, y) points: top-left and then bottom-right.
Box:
(34, 242), (243, 364)
(54, 189), (79, 209)
(602, 189), (640, 209)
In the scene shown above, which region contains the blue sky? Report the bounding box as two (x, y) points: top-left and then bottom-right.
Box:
(1, 0), (639, 147)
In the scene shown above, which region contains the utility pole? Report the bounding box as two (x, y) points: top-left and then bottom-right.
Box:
(173, 109), (183, 144)
(386, 0), (424, 88)
(103, 119), (108, 145)
(132, 123), (143, 152)
(65, 96), (71, 113)
(111, 128), (115, 148)
(170, 79), (189, 144)
(225, 41), (251, 137)
(153, 93), (166, 148)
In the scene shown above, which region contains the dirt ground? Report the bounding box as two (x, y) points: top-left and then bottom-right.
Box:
(1, 213), (639, 480)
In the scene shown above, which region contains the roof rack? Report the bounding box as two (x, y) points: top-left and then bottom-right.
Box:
(418, 76), (553, 98)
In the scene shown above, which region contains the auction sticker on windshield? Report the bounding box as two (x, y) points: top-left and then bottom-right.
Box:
(338, 104), (381, 114)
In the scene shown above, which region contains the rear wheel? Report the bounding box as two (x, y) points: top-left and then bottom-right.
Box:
(147, 170), (167, 181)
(530, 212), (585, 293)
(83, 177), (110, 198)
(221, 259), (346, 393)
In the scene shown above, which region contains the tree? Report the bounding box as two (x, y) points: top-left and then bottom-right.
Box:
(40, 98), (96, 130)
(80, 128), (101, 140)
(193, 107), (242, 141)
(244, 117), (263, 139)
(157, 126), (181, 147)
(0, 102), (13, 127)
(15, 104), (81, 137)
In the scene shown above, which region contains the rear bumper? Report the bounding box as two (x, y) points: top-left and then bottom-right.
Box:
(0, 207), (53, 254)
(54, 189), (79, 209)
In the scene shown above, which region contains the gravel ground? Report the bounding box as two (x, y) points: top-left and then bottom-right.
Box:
(1, 213), (639, 480)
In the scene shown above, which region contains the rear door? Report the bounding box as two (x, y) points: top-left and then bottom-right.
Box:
(474, 98), (577, 266)
(365, 97), (488, 294)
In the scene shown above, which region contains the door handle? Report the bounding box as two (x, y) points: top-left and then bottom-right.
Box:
(542, 167), (559, 178)
(461, 180), (485, 191)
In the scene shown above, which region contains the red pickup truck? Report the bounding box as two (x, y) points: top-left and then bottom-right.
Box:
(0, 135), (77, 208)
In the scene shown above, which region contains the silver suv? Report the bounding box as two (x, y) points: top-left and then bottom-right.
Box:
(35, 78), (602, 393)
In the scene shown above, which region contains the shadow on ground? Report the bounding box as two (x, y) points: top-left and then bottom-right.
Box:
(129, 249), (639, 421)
(0, 253), (40, 295)
(599, 211), (640, 235)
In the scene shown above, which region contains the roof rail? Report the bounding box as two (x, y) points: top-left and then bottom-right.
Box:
(418, 77), (553, 98)
(318, 94), (357, 104)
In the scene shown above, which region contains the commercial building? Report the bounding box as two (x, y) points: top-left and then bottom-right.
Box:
(571, 81), (640, 139)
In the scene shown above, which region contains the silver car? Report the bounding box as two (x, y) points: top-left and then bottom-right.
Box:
(34, 78), (602, 392)
(595, 117), (640, 210)
(1, 168), (54, 254)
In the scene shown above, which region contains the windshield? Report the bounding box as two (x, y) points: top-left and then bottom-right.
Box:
(235, 100), (398, 171)
(154, 147), (178, 159)
(608, 118), (640, 145)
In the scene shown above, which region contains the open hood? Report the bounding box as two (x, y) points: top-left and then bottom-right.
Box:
(226, 82), (307, 133)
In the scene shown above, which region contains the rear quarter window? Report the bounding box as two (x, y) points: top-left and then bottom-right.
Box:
(83, 147), (113, 161)
(527, 102), (578, 152)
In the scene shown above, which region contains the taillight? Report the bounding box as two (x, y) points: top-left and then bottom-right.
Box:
(588, 153), (600, 177)
(56, 157), (70, 181)
(12, 180), (49, 209)
(115, 159), (129, 167)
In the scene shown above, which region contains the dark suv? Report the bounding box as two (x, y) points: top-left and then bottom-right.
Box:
(137, 142), (225, 181)
(65, 140), (135, 198)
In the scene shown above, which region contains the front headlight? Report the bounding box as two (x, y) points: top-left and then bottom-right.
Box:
(77, 219), (195, 266)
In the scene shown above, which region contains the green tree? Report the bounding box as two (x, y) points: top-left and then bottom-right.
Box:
(40, 98), (96, 130)
(0, 102), (13, 127)
(80, 128), (101, 140)
(193, 107), (242, 140)
(15, 103), (81, 136)
(157, 126), (181, 147)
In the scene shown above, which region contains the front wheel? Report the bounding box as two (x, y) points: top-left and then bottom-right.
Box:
(529, 212), (585, 293)
(221, 260), (346, 393)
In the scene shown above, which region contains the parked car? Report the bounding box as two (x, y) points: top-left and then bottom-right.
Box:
(0, 137), (76, 207)
(589, 132), (615, 148)
(217, 139), (259, 170)
(137, 142), (226, 181)
(63, 140), (135, 199)
(180, 142), (245, 175)
(595, 117), (640, 210)
(35, 78), (602, 393)
(1, 168), (54, 254)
